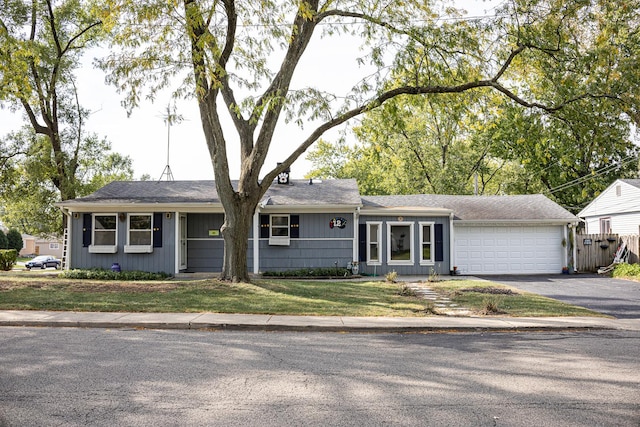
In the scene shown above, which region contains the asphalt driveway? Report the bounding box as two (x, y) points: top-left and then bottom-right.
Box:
(484, 274), (640, 319)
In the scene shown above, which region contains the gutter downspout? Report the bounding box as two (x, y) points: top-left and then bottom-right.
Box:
(571, 223), (578, 273)
(174, 211), (180, 275)
(449, 212), (455, 273)
(253, 210), (260, 274)
(563, 225), (569, 271)
(353, 207), (360, 264)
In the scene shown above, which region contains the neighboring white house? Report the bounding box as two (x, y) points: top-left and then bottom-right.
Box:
(578, 179), (640, 234)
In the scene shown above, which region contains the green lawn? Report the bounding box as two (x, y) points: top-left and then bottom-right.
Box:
(430, 280), (609, 317)
(0, 272), (607, 317)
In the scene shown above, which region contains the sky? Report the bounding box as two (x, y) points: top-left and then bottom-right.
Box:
(0, 1), (497, 182)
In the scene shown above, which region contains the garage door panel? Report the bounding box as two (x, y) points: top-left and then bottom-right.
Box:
(455, 225), (564, 275)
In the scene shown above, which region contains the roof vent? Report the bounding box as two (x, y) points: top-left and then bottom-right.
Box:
(276, 163), (290, 185)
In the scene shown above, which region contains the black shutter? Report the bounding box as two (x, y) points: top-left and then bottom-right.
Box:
(435, 223), (444, 262)
(359, 224), (367, 262)
(153, 213), (163, 248)
(82, 214), (92, 247)
(290, 215), (299, 238)
(260, 215), (270, 238)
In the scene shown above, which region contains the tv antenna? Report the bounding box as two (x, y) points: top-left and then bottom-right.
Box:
(158, 103), (184, 181)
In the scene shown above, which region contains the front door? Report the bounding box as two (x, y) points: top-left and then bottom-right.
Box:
(179, 214), (187, 270)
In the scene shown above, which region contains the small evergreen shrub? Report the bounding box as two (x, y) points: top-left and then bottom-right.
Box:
(0, 249), (18, 271)
(6, 229), (23, 253)
(62, 269), (171, 281)
(0, 231), (7, 249)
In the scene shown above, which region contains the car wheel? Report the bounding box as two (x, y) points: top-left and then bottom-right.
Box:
(26, 267), (31, 271)
(41, 264), (46, 269)
(55, 264), (60, 270)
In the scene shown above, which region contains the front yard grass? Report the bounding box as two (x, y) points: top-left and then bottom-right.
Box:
(430, 280), (609, 317)
(0, 272), (607, 317)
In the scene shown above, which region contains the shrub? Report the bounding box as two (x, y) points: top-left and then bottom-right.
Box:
(6, 229), (23, 253)
(0, 249), (18, 271)
(62, 269), (171, 281)
(385, 270), (398, 283)
(397, 284), (416, 297)
(422, 301), (440, 315)
(427, 267), (440, 283)
(480, 297), (500, 315)
(262, 267), (351, 278)
(612, 263), (640, 278)
(0, 231), (7, 249)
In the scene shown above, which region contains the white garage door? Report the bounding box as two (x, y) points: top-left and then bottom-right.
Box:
(454, 225), (565, 275)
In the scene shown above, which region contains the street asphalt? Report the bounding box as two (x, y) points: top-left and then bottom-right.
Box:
(1, 273), (639, 332)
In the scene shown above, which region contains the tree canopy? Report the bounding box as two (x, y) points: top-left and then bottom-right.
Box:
(96, 0), (639, 281)
(0, 0), (134, 235)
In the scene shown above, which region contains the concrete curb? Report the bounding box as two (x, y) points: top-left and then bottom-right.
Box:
(1, 310), (638, 332)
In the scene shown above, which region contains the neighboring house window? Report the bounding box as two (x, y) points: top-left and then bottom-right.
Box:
(89, 214), (117, 253)
(616, 185), (622, 197)
(600, 217), (611, 234)
(125, 214), (153, 253)
(367, 222), (382, 265)
(270, 214), (290, 245)
(49, 243), (60, 250)
(419, 222), (434, 265)
(387, 222), (414, 265)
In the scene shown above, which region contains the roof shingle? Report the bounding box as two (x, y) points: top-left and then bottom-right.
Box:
(362, 194), (576, 221)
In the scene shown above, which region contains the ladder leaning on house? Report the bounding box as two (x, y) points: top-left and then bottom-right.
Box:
(61, 228), (69, 270)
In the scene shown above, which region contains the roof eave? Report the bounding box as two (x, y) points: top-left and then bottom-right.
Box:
(56, 202), (225, 213)
(259, 204), (362, 213)
(454, 218), (579, 225)
(360, 206), (454, 216)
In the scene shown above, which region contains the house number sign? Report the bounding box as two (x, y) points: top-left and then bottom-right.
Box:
(330, 217), (347, 229)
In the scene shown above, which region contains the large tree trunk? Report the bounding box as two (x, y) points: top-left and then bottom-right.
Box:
(219, 194), (259, 283)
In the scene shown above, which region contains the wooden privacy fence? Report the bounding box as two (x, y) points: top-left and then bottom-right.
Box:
(576, 233), (640, 272)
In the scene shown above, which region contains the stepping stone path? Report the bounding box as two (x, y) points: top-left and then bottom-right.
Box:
(404, 282), (472, 316)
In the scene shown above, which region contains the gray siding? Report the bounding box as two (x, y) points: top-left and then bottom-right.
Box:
(358, 215), (451, 277)
(184, 213), (253, 272)
(259, 213), (355, 272)
(70, 213), (175, 273)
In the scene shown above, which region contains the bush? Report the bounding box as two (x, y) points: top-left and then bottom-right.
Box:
(385, 270), (398, 283)
(62, 269), (171, 281)
(0, 249), (18, 271)
(612, 263), (640, 278)
(0, 231), (7, 249)
(6, 229), (23, 253)
(262, 267), (352, 278)
(480, 297), (501, 315)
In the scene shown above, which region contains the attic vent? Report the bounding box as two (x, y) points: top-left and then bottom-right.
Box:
(616, 185), (622, 197)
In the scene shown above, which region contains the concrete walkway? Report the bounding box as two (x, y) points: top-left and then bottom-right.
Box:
(1, 310), (639, 332)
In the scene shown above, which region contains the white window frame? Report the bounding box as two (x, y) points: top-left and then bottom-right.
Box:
(419, 222), (435, 265)
(125, 213), (153, 253)
(49, 242), (60, 250)
(89, 213), (118, 253)
(366, 222), (382, 265)
(600, 217), (612, 234)
(387, 222), (414, 265)
(269, 214), (290, 246)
